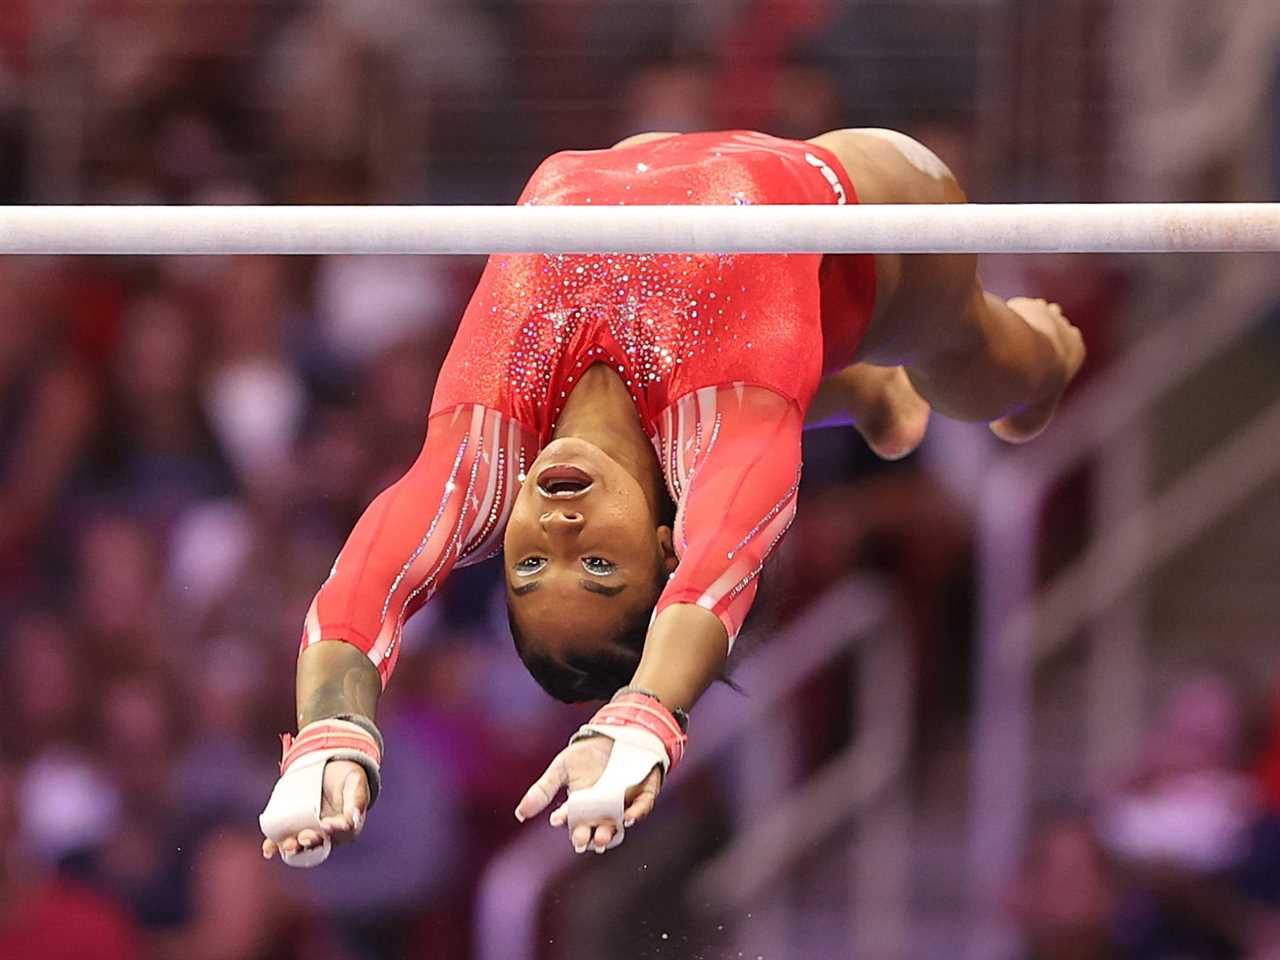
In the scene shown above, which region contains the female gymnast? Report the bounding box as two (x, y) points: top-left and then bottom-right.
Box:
(259, 129), (1084, 866)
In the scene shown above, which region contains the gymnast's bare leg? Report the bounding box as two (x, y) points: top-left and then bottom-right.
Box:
(806, 128), (1085, 451)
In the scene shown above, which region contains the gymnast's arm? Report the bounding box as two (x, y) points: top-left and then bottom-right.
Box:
(630, 386), (804, 714)
(262, 405), (535, 863)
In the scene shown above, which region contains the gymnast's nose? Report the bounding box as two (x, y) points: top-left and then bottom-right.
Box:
(539, 510), (583, 534)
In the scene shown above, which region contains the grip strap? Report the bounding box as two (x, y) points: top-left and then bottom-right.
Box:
(572, 691), (687, 771)
(562, 692), (689, 850)
(259, 716), (382, 869)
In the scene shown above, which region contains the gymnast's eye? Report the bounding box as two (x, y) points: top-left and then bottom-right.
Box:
(581, 556), (615, 576)
(514, 557), (546, 576)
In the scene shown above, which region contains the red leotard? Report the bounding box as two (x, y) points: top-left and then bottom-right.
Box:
(303, 131), (876, 684)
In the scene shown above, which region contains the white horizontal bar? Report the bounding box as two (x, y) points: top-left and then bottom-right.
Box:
(1, 203), (1278, 255)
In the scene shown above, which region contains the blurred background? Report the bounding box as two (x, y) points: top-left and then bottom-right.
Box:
(1, 1), (1279, 958)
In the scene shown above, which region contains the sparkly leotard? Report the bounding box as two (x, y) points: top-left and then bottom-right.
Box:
(303, 131), (877, 684)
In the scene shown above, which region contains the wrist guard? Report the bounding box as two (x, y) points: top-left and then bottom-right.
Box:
(258, 716), (383, 869)
(563, 691), (688, 851)
(572, 690), (688, 772)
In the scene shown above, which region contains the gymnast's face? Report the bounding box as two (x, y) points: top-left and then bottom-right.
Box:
(504, 437), (675, 666)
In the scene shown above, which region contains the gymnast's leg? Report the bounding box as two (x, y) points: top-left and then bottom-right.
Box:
(806, 363), (931, 460)
(810, 128), (1086, 444)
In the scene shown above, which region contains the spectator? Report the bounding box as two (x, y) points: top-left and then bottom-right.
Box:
(0, 759), (142, 960)
(1099, 672), (1275, 959)
(313, 255), (453, 372)
(1007, 812), (1128, 960)
(73, 510), (172, 669)
(621, 60), (715, 137)
(203, 256), (307, 486)
(1101, 673), (1257, 875)
(0, 260), (97, 607)
(4, 612), (119, 866)
(66, 669), (192, 932)
(84, 289), (237, 521)
(154, 824), (308, 960)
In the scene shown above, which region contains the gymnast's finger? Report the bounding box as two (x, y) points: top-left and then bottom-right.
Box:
(262, 837), (278, 860)
(622, 790), (656, 827)
(549, 801), (569, 828)
(571, 822), (594, 854)
(320, 767), (369, 844)
(515, 754), (567, 822)
(622, 767), (662, 826)
(297, 828), (326, 851)
(591, 824), (615, 852)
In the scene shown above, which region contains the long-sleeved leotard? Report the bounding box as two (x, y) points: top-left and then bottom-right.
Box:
(304, 131), (877, 686)
(301, 405), (539, 681)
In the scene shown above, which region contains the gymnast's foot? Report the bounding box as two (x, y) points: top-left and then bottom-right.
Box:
(988, 297), (1086, 444)
(848, 364), (931, 461)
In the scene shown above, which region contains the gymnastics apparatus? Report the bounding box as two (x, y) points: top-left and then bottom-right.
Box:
(3, 132), (1277, 875)
(2, 201), (1278, 255)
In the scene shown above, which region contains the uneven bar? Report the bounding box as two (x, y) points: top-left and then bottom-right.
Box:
(1, 203), (1278, 255)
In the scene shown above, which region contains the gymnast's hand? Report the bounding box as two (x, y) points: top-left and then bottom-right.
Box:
(261, 759), (369, 863)
(514, 734), (663, 853)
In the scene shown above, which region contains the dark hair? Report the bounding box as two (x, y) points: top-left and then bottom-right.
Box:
(509, 564), (666, 704)
(509, 565), (756, 704)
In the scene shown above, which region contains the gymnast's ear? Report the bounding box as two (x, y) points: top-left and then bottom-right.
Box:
(656, 525), (677, 575)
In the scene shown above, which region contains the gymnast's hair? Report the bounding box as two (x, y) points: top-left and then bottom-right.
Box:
(509, 562), (755, 704)
(510, 562), (669, 703)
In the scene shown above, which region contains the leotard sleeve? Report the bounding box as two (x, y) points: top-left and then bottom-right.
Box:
(300, 405), (538, 686)
(652, 384), (802, 651)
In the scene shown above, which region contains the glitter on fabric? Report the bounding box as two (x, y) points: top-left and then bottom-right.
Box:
(677, 413), (721, 553)
(380, 434), (470, 624)
(726, 464), (802, 560)
(725, 511), (797, 604)
(467, 445), (507, 556)
(385, 428), (488, 663)
(431, 131), (875, 442)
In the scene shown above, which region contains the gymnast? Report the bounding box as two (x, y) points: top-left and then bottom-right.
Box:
(259, 128), (1085, 865)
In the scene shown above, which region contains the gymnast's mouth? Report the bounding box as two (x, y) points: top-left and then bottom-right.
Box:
(536, 464), (594, 498)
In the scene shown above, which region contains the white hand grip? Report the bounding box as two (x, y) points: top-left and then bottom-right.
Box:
(281, 835), (331, 868)
(259, 752), (332, 868)
(565, 726), (667, 851)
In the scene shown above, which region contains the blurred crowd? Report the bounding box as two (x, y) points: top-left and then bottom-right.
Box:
(2, 2), (1272, 960)
(1010, 671), (1280, 960)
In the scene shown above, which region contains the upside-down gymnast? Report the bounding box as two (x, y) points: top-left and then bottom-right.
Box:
(260, 128), (1085, 866)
